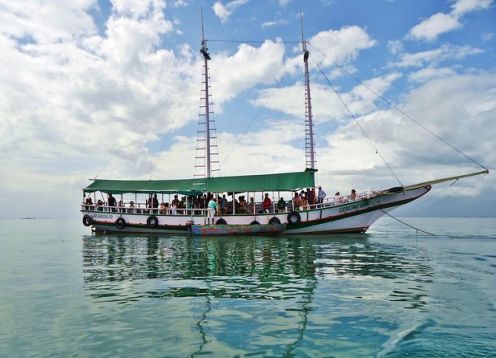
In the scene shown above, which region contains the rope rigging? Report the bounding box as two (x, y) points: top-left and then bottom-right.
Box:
(313, 60), (404, 187)
(306, 42), (489, 172)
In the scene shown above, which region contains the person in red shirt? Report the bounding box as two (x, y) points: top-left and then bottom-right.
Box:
(262, 193), (272, 213)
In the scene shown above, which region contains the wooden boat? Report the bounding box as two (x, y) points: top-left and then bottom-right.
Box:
(81, 20), (487, 236)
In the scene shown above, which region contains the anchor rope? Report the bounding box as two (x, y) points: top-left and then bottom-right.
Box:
(380, 209), (436, 236)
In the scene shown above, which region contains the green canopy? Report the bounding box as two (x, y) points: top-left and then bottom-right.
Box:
(83, 170), (315, 194)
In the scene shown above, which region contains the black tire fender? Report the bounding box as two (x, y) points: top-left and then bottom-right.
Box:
(268, 217), (281, 225)
(250, 220), (260, 225)
(115, 217), (126, 230)
(216, 218), (227, 225)
(147, 215), (159, 228)
(287, 211), (301, 225)
(82, 214), (93, 227)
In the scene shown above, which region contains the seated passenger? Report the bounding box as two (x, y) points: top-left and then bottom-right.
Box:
(159, 202), (167, 214)
(247, 197), (255, 214)
(128, 201), (135, 214)
(238, 196), (247, 213)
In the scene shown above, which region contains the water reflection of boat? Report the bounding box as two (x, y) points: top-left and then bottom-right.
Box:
(82, 234), (433, 355)
(82, 235), (432, 304)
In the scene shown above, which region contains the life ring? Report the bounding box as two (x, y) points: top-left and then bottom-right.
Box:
(216, 218), (227, 225)
(82, 214), (93, 227)
(147, 215), (159, 228)
(287, 211), (301, 225)
(115, 217), (126, 230)
(250, 220), (260, 225)
(268, 217), (281, 225)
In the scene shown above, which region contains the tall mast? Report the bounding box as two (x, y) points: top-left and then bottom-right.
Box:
(195, 10), (219, 178)
(301, 12), (316, 170)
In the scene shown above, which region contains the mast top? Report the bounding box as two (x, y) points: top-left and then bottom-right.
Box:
(200, 8), (211, 60)
(300, 11), (309, 61)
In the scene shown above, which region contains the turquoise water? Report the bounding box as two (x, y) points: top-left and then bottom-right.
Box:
(0, 218), (495, 357)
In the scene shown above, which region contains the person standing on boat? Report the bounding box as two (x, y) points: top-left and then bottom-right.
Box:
(262, 193), (272, 213)
(317, 186), (326, 204)
(107, 193), (117, 212)
(207, 197), (218, 224)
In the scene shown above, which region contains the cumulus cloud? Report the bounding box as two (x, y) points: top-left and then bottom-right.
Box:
(212, 0), (249, 23)
(307, 26), (376, 66)
(408, 67), (457, 83)
(408, 0), (493, 41)
(252, 72), (401, 122)
(392, 44), (483, 68)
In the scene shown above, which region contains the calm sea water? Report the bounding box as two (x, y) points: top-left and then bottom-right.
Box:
(0, 217), (495, 357)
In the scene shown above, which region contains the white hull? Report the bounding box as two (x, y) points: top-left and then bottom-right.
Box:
(83, 186), (430, 236)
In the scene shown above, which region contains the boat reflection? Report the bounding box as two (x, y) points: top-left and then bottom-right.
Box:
(82, 234), (432, 306)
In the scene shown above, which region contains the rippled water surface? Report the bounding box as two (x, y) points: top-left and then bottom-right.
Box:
(1, 218), (495, 357)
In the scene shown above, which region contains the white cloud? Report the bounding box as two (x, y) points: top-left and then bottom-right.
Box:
(0, 0), (98, 43)
(212, 0), (249, 23)
(210, 40), (286, 104)
(408, 0), (493, 41)
(261, 19), (289, 29)
(316, 73), (496, 194)
(408, 13), (461, 42)
(393, 44), (483, 68)
(307, 26), (376, 66)
(252, 73), (401, 122)
(451, 0), (493, 16)
(408, 66), (457, 83)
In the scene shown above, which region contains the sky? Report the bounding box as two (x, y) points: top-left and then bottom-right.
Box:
(0, 0), (495, 218)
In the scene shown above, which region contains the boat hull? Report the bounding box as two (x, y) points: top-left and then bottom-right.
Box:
(84, 186), (430, 236)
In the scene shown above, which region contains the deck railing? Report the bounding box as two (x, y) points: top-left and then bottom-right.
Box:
(81, 190), (380, 216)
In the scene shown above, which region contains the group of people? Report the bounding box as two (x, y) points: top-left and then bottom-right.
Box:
(84, 185), (362, 217)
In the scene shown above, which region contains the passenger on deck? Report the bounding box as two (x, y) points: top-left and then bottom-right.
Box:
(108, 194), (117, 212)
(262, 193), (272, 213)
(171, 195), (179, 215)
(293, 192), (301, 210)
(97, 199), (104, 211)
(300, 193), (309, 210)
(238, 196), (247, 213)
(128, 201), (135, 214)
(108, 194), (116, 207)
(317, 186), (326, 204)
(220, 194), (228, 214)
(159, 202), (167, 214)
(351, 189), (357, 200)
(207, 197), (218, 224)
(85, 196), (93, 210)
(152, 194), (159, 209)
(277, 197), (286, 212)
(247, 197), (255, 214)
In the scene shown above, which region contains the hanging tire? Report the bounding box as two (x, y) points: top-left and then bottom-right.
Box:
(287, 211), (301, 225)
(216, 218), (227, 225)
(147, 215), (159, 228)
(82, 214), (93, 227)
(268, 217), (281, 225)
(115, 217), (126, 230)
(250, 220), (260, 225)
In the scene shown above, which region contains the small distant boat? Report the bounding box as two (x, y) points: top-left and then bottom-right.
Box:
(81, 20), (488, 236)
